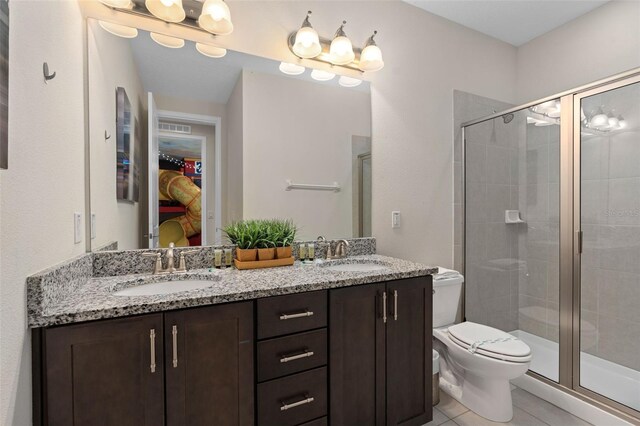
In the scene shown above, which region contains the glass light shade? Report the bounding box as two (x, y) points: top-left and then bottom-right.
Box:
(608, 116), (619, 129)
(293, 26), (321, 58)
(537, 100), (556, 113)
(590, 112), (608, 128)
(98, 21), (138, 38)
(359, 44), (384, 72)
(311, 69), (335, 81)
(150, 32), (185, 49)
(145, 0), (185, 23)
(338, 76), (362, 87)
(330, 36), (355, 65)
(199, 0), (233, 35)
(196, 43), (227, 58)
(98, 0), (133, 8)
(279, 62), (305, 76)
(618, 115), (627, 129)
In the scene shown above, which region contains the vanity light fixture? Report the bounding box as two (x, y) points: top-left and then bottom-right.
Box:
(359, 31), (384, 72)
(589, 107), (608, 129)
(617, 115), (627, 129)
(98, 21), (139, 38)
(311, 69), (335, 81)
(607, 112), (619, 130)
(98, 0), (133, 9)
(150, 32), (185, 49)
(279, 62), (305, 76)
(145, 0), (186, 23)
(292, 11), (322, 59)
(199, 0), (234, 35)
(195, 43), (227, 58)
(329, 21), (355, 65)
(338, 76), (362, 87)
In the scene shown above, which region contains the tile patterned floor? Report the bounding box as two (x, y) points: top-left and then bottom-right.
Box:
(425, 386), (593, 426)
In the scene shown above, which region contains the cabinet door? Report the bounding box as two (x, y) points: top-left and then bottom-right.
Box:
(386, 276), (433, 426)
(329, 283), (386, 426)
(44, 314), (165, 426)
(165, 301), (254, 426)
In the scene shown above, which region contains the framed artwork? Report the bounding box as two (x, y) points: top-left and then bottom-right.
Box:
(116, 87), (133, 201)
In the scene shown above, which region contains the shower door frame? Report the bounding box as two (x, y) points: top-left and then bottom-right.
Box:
(461, 67), (640, 424)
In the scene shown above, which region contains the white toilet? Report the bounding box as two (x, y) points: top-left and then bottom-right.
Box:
(433, 268), (532, 422)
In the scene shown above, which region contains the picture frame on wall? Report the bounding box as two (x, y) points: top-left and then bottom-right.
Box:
(0, 0), (8, 170)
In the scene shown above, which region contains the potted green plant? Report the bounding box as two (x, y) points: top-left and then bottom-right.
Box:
(256, 219), (277, 261)
(223, 220), (259, 262)
(273, 219), (297, 259)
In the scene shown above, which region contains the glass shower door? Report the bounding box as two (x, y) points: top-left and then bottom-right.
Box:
(577, 77), (640, 412)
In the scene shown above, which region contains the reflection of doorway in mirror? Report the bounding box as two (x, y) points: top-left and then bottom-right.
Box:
(352, 135), (372, 237)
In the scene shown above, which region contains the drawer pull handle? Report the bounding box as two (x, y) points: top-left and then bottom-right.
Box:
(172, 325), (178, 368)
(149, 329), (156, 373)
(279, 310), (314, 320)
(280, 395), (314, 411)
(280, 350), (314, 363)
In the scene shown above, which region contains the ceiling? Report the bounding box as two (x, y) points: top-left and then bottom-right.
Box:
(404, 0), (609, 46)
(128, 31), (369, 104)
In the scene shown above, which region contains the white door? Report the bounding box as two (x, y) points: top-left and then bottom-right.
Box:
(148, 92), (160, 248)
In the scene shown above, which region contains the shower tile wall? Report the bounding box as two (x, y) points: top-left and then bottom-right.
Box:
(453, 91), (513, 325)
(581, 128), (640, 371)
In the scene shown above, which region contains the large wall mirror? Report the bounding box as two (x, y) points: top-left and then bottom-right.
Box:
(87, 18), (372, 251)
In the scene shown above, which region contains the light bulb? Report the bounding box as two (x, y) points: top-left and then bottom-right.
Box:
(150, 32), (184, 49)
(279, 62), (305, 76)
(98, 21), (138, 38)
(292, 11), (321, 58)
(359, 31), (384, 72)
(199, 0), (233, 35)
(145, 0), (185, 22)
(338, 76), (362, 87)
(311, 69), (335, 81)
(195, 43), (227, 58)
(329, 21), (355, 65)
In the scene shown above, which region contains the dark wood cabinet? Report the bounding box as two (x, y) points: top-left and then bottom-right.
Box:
(330, 277), (433, 426)
(43, 313), (165, 426)
(39, 302), (253, 426)
(165, 302), (254, 426)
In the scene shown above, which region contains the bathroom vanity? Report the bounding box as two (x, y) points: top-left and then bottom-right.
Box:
(29, 248), (435, 426)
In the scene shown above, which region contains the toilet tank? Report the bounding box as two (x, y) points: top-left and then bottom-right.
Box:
(432, 268), (464, 328)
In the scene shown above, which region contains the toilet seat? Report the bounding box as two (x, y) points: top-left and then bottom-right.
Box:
(448, 322), (532, 363)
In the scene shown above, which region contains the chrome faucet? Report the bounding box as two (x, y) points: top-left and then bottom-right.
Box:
(142, 243), (199, 275)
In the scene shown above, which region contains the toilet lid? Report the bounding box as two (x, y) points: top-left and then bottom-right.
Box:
(448, 322), (532, 362)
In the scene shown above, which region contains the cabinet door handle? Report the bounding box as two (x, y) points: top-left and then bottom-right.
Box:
(279, 310), (313, 320)
(280, 349), (314, 363)
(280, 395), (314, 411)
(172, 325), (178, 368)
(149, 329), (156, 373)
(393, 290), (398, 321)
(382, 291), (387, 323)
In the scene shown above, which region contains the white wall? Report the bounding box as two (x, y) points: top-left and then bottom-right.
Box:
(226, 75), (243, 226)
(516, 0), (640, 102)
(88, 19), (146, 250)
(0, 2), (86, 425)
(242, 70), (371, 240)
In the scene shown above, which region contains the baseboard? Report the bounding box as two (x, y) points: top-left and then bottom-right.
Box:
(511, 374), (634, 426)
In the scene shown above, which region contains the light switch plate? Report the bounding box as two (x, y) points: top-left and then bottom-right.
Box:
(392, 211), (401, 228)
(74, 212), (82, 244)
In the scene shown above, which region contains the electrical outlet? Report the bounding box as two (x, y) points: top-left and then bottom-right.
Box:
(392, 211), (401, 228)
(74, 212), (82, 244)
(91, 213), (96, 240)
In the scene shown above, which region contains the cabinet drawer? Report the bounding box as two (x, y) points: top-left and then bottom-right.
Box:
(257, 367), (327, 426)
(258, 329), (327, 382)
(257, 291), (327, 339)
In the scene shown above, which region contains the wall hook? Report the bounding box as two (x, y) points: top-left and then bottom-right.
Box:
(105, 131), (111, 140)
(43, 62), (56, 82)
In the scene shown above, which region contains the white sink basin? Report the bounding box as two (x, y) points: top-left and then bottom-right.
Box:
(324, 263), (390, 273)
(114, 280), (214, 297)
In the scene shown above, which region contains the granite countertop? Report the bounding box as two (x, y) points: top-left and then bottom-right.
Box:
(29, 255), (437, 327)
